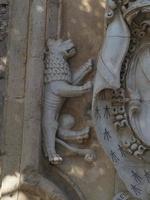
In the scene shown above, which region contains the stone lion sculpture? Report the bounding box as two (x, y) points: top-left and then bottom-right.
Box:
(43, 39), (94, 164)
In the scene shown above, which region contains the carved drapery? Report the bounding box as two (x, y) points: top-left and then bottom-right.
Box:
(93, 0), (150, 199)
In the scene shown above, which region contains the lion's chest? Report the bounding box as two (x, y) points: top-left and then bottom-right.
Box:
(44, 54), (72, 83)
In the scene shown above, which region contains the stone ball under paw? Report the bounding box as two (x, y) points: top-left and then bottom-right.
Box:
(59, 114), (75, 129)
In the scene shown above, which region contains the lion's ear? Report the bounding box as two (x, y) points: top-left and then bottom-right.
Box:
(47, 38), (56, 47)
(57, 39), (63, 43)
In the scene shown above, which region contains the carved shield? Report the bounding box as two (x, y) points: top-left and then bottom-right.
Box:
(93, 1), (150, 199)
(127, 44), (150, 146)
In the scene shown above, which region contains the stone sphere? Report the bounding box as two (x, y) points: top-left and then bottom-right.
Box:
(59, 114), (75, 129)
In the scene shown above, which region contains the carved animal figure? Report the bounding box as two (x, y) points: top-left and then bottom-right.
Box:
(43, 39), (93, 164)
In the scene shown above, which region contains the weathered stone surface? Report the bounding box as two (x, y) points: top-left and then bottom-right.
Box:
(21, 0), (47, 171)
(46, 0), (60, 39)
(4, 0), (150, 200)
(2, 0), (30, 175)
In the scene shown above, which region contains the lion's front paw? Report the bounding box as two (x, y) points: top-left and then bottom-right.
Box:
(82, 81), (93, 92)
(83, 59), (94, 73)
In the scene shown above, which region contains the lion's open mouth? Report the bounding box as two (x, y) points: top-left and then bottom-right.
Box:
(67, 47), (76, 57)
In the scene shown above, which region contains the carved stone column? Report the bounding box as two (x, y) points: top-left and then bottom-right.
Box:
(2, 0), (46, 176)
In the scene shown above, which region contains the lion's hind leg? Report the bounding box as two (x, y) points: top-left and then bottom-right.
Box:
(43, 120), (63, 165)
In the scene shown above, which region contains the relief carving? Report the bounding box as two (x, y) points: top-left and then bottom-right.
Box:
(93, 0), (150, 199)
(43, 39), (96, 165)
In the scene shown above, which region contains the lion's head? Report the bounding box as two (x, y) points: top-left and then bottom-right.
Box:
(47, 39), (76, 59)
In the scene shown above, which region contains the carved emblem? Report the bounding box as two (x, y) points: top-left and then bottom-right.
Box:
(93, 0), (150, 199)
(43, 39), (96, 165)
